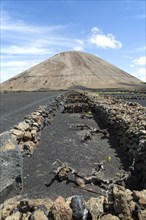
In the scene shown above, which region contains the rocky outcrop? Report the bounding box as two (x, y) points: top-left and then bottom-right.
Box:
(0, 132), (23, 204)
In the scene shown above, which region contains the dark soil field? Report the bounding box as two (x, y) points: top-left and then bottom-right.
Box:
(0, 91), (60, 133)
(22, 108), (130, 200)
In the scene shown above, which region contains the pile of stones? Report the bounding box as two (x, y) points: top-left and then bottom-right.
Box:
(1, 185), (146, 220)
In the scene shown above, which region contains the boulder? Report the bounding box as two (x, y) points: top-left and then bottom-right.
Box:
(5, 211), (22, 220)
(50, 196), (72, 220)
(11, 129), (24, 139)
(100, 214), (120, 220)
(30, 209), (48, 220)
(86, 196), (105, 220)
(113, 185), (134, 220)
(23, 131), (32, 141)
(132, 190), (146, 209)
(0, 132), (23, 204)
(15, 122), (30, 131)
(70, 195), (88, 220)
(138, 209), (146, 220)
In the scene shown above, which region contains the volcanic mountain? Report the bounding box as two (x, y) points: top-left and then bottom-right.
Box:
(1, 51), (142, 91)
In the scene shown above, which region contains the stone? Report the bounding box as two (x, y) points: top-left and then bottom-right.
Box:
(76, 178), (86, 187)
(29, 198), (53, 211)
(15, 122), (30, 131)
(70, 195), (88, 220)
(12, 129), (24, 139)
(138, 209), (146, 220)
(23, 141), (36, 154)
(31, 130), (37, 136)
(30, 209), (48, 220)
(23, 131), (32, 141)
(0, 132), (23, 204)
(58, 166), (70, 181)
(86, 196), (105, 220)
(21, 212), (32, 220)
(100, 214), (120, 220)
(113, 185), (132, 220)
(132, 190), (146, 209)
(17, 201), (33, 213)
(51, 196), (72, 220)
(139, 130), (146, 135)
(1, 203), (17, 219)
(5, 211), (22, 220)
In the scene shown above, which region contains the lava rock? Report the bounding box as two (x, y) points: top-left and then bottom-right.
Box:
(86, 196), (105, 220)
(70, 195), (88, 220)
(50, 196), (72, 220)
(0, 131), (23, 204)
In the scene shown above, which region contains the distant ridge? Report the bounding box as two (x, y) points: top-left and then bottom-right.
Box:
(1, 51), (142, 91)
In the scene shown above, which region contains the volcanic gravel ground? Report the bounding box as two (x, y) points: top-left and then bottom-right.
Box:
(22, 110), (130, 200)
(0, 91), (60, 133)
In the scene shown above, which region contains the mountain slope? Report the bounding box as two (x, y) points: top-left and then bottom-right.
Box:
(1, 51), (142, 91)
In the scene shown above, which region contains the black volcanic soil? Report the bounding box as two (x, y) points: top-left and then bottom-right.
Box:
(22, 109), (130, 200)
(0, 91), (60, 133)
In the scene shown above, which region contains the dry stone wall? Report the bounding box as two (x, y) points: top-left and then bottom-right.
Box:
(90, 94), (146, 188)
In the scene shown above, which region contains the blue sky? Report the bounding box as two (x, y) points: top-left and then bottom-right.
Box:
(1, 0), (146, 82)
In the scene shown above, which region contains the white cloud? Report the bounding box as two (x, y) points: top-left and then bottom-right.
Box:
(73, 39), (84, 51)
(75, 39), (84, 45)
(88, 27), (122, 49)
(130, 64), (134, 68)
(138, 68), (146, 75)
(1, 59), (41, 83)
(130, 56), (146, 82)
(2, 45), (53, 55)
(73, 46), (84, 51)
(133, 56), (146, 66)
(130, 68), (146, 82)
(138, 68), (146, 82)
(123, 54), (133, 59)
(91, 27), (101, 34)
